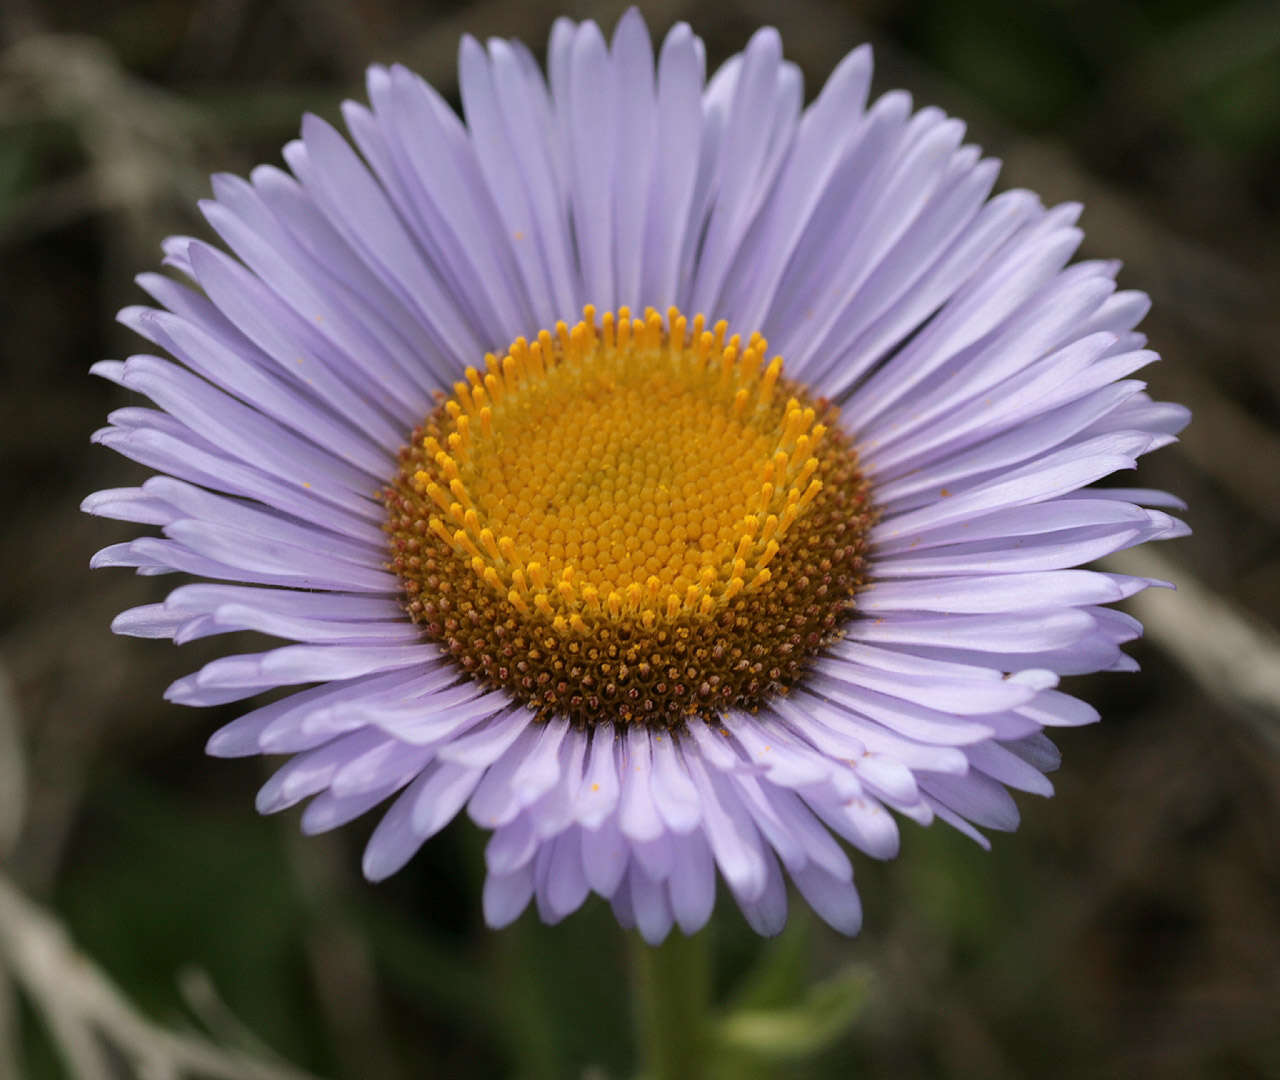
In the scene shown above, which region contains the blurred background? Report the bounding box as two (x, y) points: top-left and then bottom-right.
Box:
(1, 0), (1278, 1076)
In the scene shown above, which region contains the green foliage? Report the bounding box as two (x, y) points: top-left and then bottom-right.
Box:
(55, 777), (331, 1072)
(716, 968), (871, 1061)
(1183, 52), (1280, 154)
(0, 139), (34, 225)
(911, 0), (1090, 127)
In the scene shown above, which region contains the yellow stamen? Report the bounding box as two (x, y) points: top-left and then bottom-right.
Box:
(399, 306), (840, 635)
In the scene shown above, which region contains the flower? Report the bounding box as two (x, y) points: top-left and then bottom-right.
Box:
(85, 9), (1188, 943)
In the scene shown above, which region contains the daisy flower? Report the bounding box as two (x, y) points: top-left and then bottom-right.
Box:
(85, 10), (1189, 943)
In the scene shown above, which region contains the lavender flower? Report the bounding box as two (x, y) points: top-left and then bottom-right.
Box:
(85, 10), (1188, 943)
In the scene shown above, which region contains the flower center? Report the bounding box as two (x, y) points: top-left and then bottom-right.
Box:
(384, 306), (874, 729)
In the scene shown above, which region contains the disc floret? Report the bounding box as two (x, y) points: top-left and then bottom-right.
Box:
(384, 306), (873, 728)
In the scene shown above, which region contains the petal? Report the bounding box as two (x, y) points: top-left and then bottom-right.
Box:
(581, 816), (629, 898)
(792, 864), (863, 936)
(639, 23), (705, 307)
(483, 864), (536, 928)
(630, 865), (676, 945)
(618, 727), (665, 843)
(537, 829), (591, 923)
(668, 831), (717, 934)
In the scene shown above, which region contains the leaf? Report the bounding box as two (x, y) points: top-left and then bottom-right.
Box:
(715, 966), (871, 1060)
(724, 910), (812, 1012)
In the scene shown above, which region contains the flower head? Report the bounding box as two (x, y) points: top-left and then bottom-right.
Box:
(86, 10), (1188, 942)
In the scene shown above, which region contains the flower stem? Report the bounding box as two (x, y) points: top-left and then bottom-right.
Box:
(631, 929), (712, 1080)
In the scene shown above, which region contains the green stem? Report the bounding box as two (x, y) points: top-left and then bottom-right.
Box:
(631, 929), (712, 1080)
